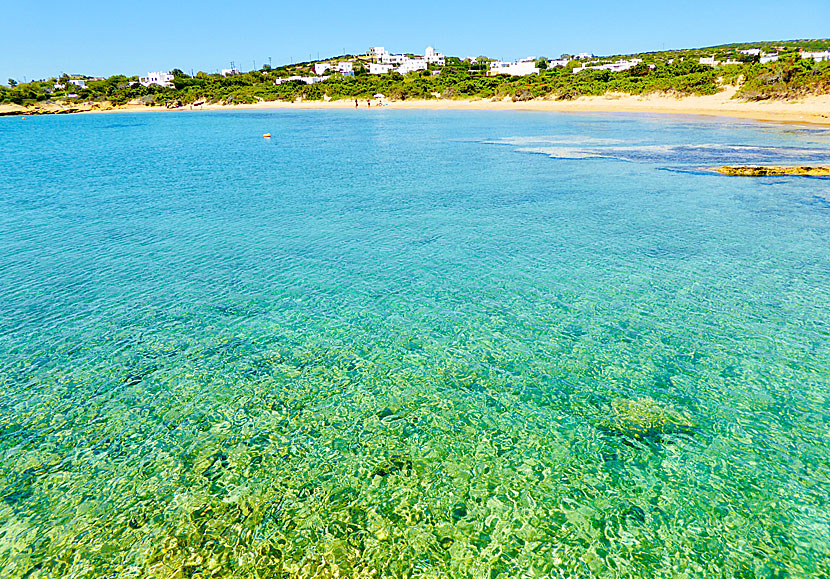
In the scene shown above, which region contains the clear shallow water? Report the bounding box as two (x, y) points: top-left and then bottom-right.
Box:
(1, 109), (829, 578)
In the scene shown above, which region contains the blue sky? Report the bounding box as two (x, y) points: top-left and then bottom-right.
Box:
(2, 0), (829, 83)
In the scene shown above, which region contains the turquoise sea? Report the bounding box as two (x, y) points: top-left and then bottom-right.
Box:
(1, 109), (829, 578)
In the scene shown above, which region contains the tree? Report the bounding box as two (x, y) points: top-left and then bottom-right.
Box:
(629, 62), (650, 77)
(8, 78), (17, 87)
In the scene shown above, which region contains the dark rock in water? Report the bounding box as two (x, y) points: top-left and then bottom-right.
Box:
(201, 451), (229, 481)
(328, 486), (358, 508)
(712, 165), (830, 177)
(123, 364), (159, 386)
(2, 467), (43, 506)
(372, 454), (412, 477)
(623, 505), (646, 524)
(439, 537), (454, 549)
(376, 408), (397, 420)
(451, 503), (468, 522)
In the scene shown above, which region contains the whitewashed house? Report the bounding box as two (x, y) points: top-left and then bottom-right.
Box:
(140, 72), (174, 87)
(221, 68), (240, 77)
(369, 63), (393, 75)
(740, 48), (762, 56)
(69, 79), (87, 89)
(573, 59), (643, 74)
(381, 53), (407, 65)
(369, 47), (388, 62)
(801, 51), (830, 62)
(488, 58), (540, 76)
(274, 75), (327, 85)
(396, 59), (427, 74)
(336, 61), (354, 74)
(760, 53), (779, 64)
(699, 56), (719, 67)
(425, 46), (445, 66)
(548, 58), (570, 68)
(313, 63), (331, 75)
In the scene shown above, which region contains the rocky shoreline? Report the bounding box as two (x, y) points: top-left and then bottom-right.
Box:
(712, 165), (830, 176)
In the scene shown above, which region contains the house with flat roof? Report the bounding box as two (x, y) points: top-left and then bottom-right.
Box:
(572, 59), (644, 74)
(369, 63), (394, 75)
(801, 50), (830, 62)
(369, 47), (388, 62)
(396, 59), (427, 74)
(425, 46), (445, 66)
(140, 72), (174, 87)
(274, 76), (327, 85)
(488, 58), (539, 76)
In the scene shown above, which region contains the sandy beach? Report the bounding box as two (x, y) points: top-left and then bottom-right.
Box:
(2, 87), (829, 125)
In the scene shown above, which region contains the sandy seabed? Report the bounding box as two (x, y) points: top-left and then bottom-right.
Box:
(3, 87), (830, 125)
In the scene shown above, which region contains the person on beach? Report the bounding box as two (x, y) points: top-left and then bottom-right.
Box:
(355, 99), (358, 108)
(367, 100), (371, 108)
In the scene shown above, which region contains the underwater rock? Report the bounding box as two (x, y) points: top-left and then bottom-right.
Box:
(371, 455), (413, 477)
(602, 396), (696, 440)
(711, 165), (830, 177)
(451, 503), (468, 523)
(372, 455), (413, 478)
(123, 364), (159, 386)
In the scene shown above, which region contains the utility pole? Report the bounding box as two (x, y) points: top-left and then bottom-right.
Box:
(269, 56), (272, 68)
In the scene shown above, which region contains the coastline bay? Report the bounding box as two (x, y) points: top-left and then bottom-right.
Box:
(1, 110), (829, 578)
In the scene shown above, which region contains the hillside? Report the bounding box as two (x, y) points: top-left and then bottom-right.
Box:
(2, 40), (829, 112)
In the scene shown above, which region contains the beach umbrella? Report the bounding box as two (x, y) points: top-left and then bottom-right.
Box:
(373, 93), (385, 99)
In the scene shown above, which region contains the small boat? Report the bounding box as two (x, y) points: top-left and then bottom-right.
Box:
(263, 133), (271, 138)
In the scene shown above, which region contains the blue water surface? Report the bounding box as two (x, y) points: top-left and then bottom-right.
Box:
(1, 109), (829, 578)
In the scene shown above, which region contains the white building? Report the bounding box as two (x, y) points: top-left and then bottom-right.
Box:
(336, 61), (354, 73)
(396, 59), (427, 74)
(69, 79), (86, 89)
(548, 58), (570, 68)
(425, 46), (445, 66)
(369, 63), (394, 75)
(369, 47), (388, 62)
(381, 53), (407, 65)
(740, 48), (761, 56)
(139, 71), (174, 87)
(573, 59), (643, 74)
(313, 63), (331, 75)
(221, 68), (240, 77)
(699, 56), (719, 67)
(760, 53), (779, 64)
(576, 53), (593, 60)
(274, 75), (327, 85)
(801, 50), (830, 62)
(488, 58), (540, 76)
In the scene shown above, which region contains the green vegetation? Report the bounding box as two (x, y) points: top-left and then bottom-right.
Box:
(3, 40), (830, 111)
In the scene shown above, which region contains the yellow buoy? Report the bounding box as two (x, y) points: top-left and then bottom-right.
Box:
(263, 133), (271, 138)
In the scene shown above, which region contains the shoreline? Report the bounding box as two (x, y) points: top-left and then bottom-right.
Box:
(3, 89), (830, 126)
